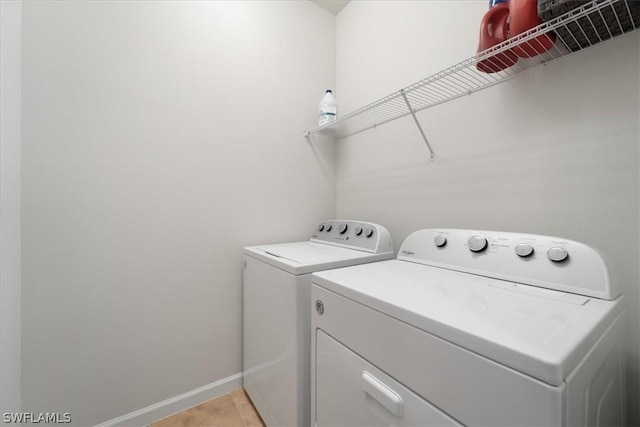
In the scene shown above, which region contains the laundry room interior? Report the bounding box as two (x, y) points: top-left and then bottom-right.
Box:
(1, 0), (638, 426)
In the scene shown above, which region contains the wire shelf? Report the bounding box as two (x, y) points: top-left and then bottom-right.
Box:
(304, 0), (639, 157)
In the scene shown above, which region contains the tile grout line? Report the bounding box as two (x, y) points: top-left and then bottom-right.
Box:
(230, 390), (249, 427)
(231, 388), (265, 427)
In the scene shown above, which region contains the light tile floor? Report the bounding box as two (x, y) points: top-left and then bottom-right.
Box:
(151, 388), (265, 427)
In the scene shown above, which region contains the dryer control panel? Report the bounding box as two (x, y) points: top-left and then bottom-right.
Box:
(311, 220), (393, 254)
(397, 229), (618, 300)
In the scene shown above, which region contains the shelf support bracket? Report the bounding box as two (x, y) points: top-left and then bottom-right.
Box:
(400, 89), (435, 161)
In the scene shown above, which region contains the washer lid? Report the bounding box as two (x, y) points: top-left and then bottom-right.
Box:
(258, 242), (365, 264)
(245, 242), (392, 275)
(312, 260), (624, 386)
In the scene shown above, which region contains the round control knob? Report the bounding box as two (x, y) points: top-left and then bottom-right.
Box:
(339, 224), (348, 234)
(317, 224), (325, 232)
(468, 236), (488, 252)
(355, 226), (363, 236)
(325, 224), (332, 232)
(515, 243), (534, 257)
(365, 228), (374, 238)
(547, 246), (569, 262)
(434, 235), (447, 247)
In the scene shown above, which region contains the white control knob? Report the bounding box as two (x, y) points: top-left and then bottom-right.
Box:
(468, 236), (488, 252)
(339, 224), (348, 234)
(547, 246), (568, 262)
(515, 243), (534, 257)
(355, 226), (363, 236)
(365, 228), (374, 238)
(434, 235), (447, 247)
(318, 224), (325, 232)
(325, 224), (332, 232)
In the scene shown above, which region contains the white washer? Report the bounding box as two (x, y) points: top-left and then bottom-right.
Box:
(311, 228), (625, 427)
(243, 220), (394, 427)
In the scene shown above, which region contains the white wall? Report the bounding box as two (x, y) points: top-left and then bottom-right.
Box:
(0, 0), (22, 418)
(21, 1), (335, 425)
(336, 1), (639, 425)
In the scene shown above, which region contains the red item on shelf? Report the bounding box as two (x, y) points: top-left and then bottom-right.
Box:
(509, 0), (556, 58)
(476, 3), (518, 73)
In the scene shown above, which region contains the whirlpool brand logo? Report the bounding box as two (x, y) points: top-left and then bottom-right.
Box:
(401, 250), (415, 256)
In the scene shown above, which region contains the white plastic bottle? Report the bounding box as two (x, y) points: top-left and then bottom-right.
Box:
(318, 89), (337, 127)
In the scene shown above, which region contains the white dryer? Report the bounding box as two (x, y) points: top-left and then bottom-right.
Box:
(311, 228), (625, 427)
(243, 220), (394, 427)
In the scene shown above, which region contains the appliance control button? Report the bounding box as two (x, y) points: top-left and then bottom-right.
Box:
(318, 224), (325, 232)
(355, 226), (363, 236)
(365, 228), (374, 238)
(325, 224), (332, 232)
(468, 236), (488, 252)
(339, 223), (348, 234)
(434, 235), (447, 247)
(547, 246), (569, 262)
(515, 242), (534, 257)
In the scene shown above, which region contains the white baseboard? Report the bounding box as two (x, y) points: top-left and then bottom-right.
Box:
(94, 372), (243, 427)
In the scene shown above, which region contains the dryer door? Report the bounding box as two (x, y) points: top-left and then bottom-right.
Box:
(315, 330), (462, 427)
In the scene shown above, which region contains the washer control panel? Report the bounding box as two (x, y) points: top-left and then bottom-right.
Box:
(398, 229), (618, 300)
(311, 220), (393, 254)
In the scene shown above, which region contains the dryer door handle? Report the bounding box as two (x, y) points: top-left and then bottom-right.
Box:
(362, 371), (404, 417)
